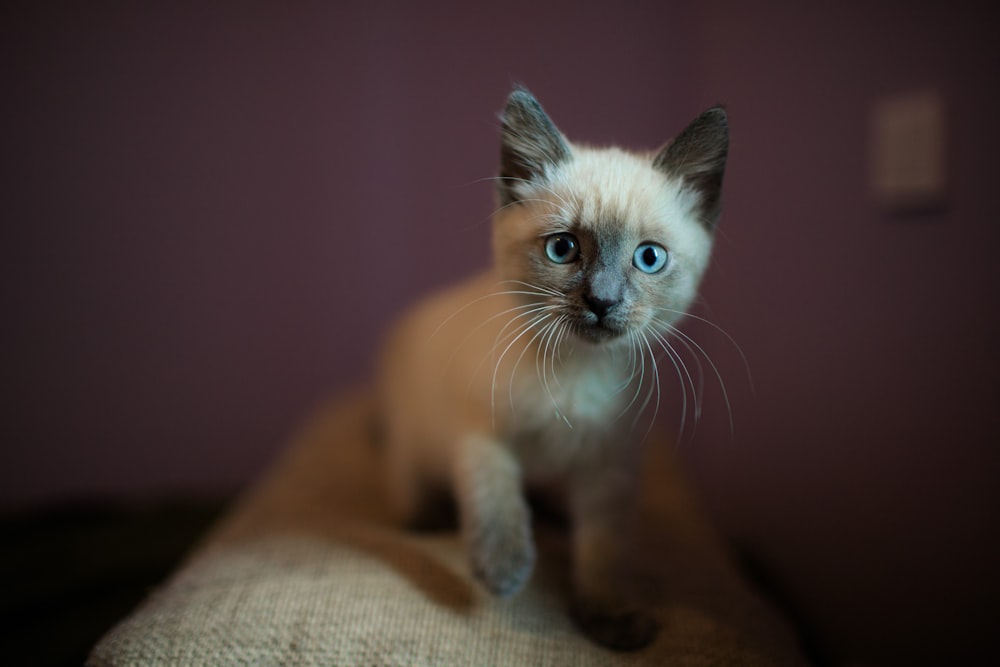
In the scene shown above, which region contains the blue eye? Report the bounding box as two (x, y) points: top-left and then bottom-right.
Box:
(544, 234), (579, 264)
(633, 243), (669, 274)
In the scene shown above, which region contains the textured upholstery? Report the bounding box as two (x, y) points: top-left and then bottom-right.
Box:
(89, 392), (808, 666)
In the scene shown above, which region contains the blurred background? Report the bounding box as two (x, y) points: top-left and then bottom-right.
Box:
(2, 1), (997, 665)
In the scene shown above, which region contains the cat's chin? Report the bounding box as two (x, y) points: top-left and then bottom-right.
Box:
(573, 321), (629, 345)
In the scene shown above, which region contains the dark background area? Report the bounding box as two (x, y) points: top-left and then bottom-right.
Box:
(1, 502), (223, 666)
(2, 1), (997, 665)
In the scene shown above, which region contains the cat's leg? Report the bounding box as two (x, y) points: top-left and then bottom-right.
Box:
(569, 465), (659, 651)
(452, 433), (535, 597)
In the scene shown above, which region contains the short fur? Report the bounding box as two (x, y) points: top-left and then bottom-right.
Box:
(377, 87), (728, 651)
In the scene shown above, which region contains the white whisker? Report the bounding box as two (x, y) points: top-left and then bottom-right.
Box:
(508, 315), (556, 413)
(658, 329), (705, 421)
(633, 331), (662, 443)
(647, 327), (696, 443)
(444, 301), (553, 370)
(616, 331), (647, 420)
(467, 307), (553, 393)
(490, 312), (551, 431)
(430, 284), (556, 342)
(652, 316), (735, 439)
(532, 316), (563, 427)
(655, 307), (753, 391)
(496, 279), (564, 298)
(483, 174), (576, 213)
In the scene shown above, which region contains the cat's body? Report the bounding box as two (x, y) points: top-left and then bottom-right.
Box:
(377, 88), (728, 650)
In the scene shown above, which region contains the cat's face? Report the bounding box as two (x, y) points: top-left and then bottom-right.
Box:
(492, 88), (728, 348)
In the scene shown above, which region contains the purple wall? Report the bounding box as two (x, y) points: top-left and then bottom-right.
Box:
(2, 1), (697, 503)
(2, 2), (996, 665)
(679, 2), (999, 665)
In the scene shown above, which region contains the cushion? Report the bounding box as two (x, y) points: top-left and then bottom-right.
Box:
(88, 391), (808, 666)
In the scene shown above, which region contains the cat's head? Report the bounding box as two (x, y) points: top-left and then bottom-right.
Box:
(492, 86), (728, 347)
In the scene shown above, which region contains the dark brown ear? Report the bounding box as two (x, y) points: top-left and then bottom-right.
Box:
(653, 106), (729, 229)
(498, 86), (571, 206)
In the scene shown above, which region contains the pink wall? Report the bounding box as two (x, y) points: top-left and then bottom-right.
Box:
(2, 2), (996, 665)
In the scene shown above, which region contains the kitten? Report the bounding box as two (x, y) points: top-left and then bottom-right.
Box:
(377, 87), (728, 651)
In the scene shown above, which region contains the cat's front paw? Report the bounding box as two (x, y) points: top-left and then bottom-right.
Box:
(468, 521), (536, 598)
(572, 598), (659, 651)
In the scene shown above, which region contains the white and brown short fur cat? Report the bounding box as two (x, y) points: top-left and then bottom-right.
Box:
(377, 87), (727, 651)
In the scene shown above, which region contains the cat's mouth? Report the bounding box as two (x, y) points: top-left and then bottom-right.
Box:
(572, 318), (628, 344)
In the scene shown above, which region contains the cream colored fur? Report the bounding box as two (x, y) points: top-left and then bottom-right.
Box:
(377, 89), (727, 651)
(382, 147), (712, 496)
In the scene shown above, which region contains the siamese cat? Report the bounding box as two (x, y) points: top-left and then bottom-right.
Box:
(377, 87), (728, 650)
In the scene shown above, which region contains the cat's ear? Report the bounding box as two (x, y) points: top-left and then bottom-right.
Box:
(498, 87), (571, 205)
(654, 106), (729, 229)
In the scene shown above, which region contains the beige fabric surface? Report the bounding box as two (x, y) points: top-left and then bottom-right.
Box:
(88, 391), (808, 666)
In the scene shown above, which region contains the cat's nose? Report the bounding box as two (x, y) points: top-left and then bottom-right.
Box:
(584, 293), (621, 319)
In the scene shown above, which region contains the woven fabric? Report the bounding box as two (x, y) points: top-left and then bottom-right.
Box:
(88, 392), (808, 666)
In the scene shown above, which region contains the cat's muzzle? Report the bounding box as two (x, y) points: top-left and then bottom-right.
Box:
(574, 314), (629, 344)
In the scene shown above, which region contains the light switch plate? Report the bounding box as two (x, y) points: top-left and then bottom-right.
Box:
(870, 90), (947, 211)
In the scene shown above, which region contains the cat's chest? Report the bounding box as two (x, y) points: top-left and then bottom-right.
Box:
(529, 373), (618, 424)
(502, 355), (628, 473)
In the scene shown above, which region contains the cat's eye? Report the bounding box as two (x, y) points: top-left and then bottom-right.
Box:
(633, 243), (669, 274)
(544, 234), (579, 264)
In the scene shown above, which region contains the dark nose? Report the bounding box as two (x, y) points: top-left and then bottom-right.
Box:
(584, 293), (621, 319)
